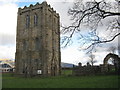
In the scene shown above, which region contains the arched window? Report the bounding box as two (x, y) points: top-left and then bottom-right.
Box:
(34, 14), (38, 26)
(26, 15), (30, 28)
(49, 15), (52, 29)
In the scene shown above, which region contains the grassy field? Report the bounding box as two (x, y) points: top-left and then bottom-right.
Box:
(2, 72), (119, 88)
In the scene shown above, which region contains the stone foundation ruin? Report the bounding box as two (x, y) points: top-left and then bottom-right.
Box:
(73, 53), (120, 76)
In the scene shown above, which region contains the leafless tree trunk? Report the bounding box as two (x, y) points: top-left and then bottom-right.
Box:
(88, 52), (97, 66)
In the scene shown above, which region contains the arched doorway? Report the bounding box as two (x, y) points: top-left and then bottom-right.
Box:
(103, 53), (120, 74)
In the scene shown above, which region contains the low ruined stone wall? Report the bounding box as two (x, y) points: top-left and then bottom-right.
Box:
(73, 66), (101, 76)
(72, 64), (118, 76)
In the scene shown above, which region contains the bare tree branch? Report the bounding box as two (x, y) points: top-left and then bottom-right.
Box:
(86, 33), (120, 50)
(61, 0), (120, 52)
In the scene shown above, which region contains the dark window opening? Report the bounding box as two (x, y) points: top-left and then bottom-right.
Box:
(26, 15), (30, 28)
(49, 15), (52, 29)
(35, 38), (39, 50)
(34, 14), (38, 26)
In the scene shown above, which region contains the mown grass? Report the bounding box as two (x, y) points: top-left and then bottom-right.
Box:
(61, 69), (72, 75)
(2, 72), (119, 88)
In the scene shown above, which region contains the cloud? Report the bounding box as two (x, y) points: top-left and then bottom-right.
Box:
(61, 44), (107, 65)
(0, 33), (16, 46)
(61, 45), (89, 65)
(0, 45), (15, 59)
(0, 1), (17, 59)
(46, 1), (73, 26)
(0, 0), (17, 4)
(0, 3), (17, 35)
(47, 0), (74, 3)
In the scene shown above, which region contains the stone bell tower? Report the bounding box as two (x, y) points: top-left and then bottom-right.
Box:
(15, 1), (61, 76)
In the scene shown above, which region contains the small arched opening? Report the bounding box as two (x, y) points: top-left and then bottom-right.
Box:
(103, 53), (120, 74)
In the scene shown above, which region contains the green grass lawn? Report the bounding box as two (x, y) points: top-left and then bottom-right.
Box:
(61, 69), (73, 75)
(2, 73), (119, 88)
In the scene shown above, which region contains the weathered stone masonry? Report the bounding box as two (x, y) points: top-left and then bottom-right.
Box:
(15, 1), (61, 76)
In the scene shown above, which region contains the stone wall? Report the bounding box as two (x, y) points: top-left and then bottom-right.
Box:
(73, 63), (101, 76)
(73, 62), (117, 76)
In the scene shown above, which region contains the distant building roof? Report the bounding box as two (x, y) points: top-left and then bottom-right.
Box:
(0, 59), (15, 68)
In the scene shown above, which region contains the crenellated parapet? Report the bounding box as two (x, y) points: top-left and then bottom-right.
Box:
(18, 1), (59, 17)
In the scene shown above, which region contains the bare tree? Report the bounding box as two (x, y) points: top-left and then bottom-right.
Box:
(61, 0), (120, 52)
(88, 52), (97, 66)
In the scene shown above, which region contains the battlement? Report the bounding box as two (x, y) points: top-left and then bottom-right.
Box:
(18, 1), (59, 17)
